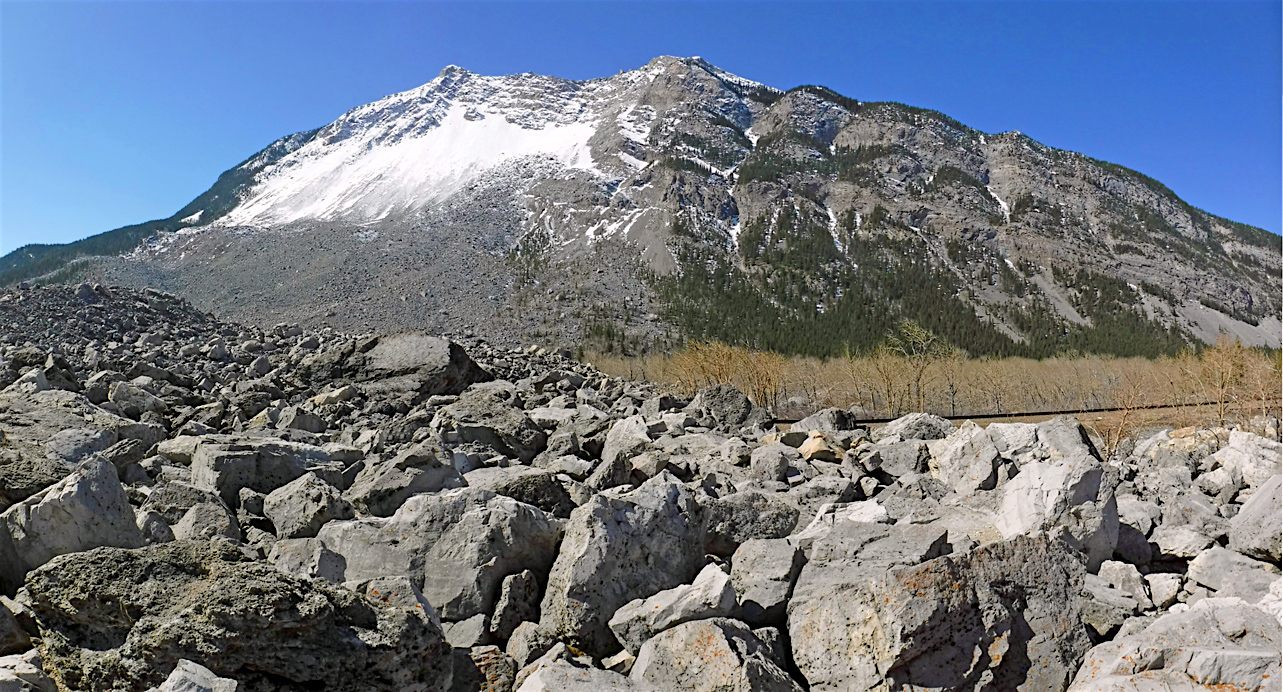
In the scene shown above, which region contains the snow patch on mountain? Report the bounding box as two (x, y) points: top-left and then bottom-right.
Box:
(221, 103), (600, 226)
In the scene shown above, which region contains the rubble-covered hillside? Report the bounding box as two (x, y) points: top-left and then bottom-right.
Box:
(0, 284), (1279, 691)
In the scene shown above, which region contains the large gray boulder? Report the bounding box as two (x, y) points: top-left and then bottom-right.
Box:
(0, 450), (69, 513)
(490, 570), (541, 641)
(419, 494), (562, 621)
(703, 491), (800, 557)
(171, 502), (241, 543)
(464, 466), (576, 518)
(629, 618), (803, 692)
(792, 408), (858, 433)
(1230, 474), (1281, 563)
(343, 442), (464, 517)
(539, 472), (707, 656)
(0, 458), (144, 595)
(142, 482), (229, 525)
(347, 332), (491, 400)
(929, 421), (1001, 496)
(992, 447), (1118, 571)
(607, 563), (738, 655)
(432, 382), (546, 463)
(23, 541), (453, 692)
(1186, 546), (1281, 604)
(731, 539), (805, 627)
(1067, 597), (1280, 692)
(685, 385), (755, 429)
(601, 415), (653, 466)
(874, 413), (954, 442)
(317, 488), (562, 621)
(263, 473), (354, 539)
(1204, 431), (1281, 491)
(789, 533), (1093, 692)
(189, 436), (335, 509)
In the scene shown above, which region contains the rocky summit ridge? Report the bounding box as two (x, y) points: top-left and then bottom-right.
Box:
(0, 283), (1279, 691)
(3, 56), (1280, 355)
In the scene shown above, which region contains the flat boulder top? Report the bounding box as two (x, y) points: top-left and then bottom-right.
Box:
(364, 334), (455, 372)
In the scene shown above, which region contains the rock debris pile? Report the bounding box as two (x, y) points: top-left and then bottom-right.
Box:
(0, 284), (1278, 692)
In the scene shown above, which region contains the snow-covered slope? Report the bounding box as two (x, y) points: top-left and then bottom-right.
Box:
(217, 60), (725, 227)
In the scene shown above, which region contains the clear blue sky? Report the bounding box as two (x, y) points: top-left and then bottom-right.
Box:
(2, 1), (1280, 254)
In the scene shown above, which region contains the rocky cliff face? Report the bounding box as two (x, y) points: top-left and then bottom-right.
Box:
(8, 57), (1280, 354)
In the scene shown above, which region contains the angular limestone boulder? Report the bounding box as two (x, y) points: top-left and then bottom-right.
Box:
(154, 660), (238, 692)
(731, 539), (805, 627)
(684, 385), (754, 430)
(1205, 431), (1282, 490)
(432, 381), (546, 462)
(188, 437), (333, 509)
(172, 502), (241, 543)
(702, 491), (800, 557)
(1187, 546), (1281, 604)
(792, 407), (858, 433)
(601, 415), (653, 466)
(464, 466), (576, 519)
(317, 488), (561, 622)
(0, 458), (143, 595)
(491, 570), (541, 641)
(539, 472), (706, 656)
(929, 421), (1001, 496)
(1229, 474), (1281, 563)
(343, 441), (464, 517)
(608, 563), (738, 654)
(789, 534), (1092, 692)
(24, 541), (452, 692)
(1068, 597), (1280, 692)
(874, 413), (953, 442)
(263, 472), (354, 539)
(630, 618), (802, 692)
(992, 448), (1118, 571)
(418, 494), (562, 621)
(347, 332), (491, 400)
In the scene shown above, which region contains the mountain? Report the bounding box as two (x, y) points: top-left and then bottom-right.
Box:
(6, 56), (1279, 355)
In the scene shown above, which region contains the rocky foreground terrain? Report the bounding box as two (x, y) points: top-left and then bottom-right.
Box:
(0, 283), (1278, 691)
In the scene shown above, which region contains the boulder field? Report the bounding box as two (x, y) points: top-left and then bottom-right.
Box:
(0, 284), (1278, 691)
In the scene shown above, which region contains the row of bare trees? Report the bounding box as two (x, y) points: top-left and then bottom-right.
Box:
(591, 327), (1281, 428)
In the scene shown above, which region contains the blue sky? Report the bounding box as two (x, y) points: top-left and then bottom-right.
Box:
(2, 1), (1280, 254)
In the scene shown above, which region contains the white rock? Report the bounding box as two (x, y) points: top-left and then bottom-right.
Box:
(308, 385), (357, 406)
(601, 415), (652, 465)
(1068, 597), (1280, 692)
(1150, 525), (1215, 558)
(263, 473), (353, 539)
(1144, 573), (1182, 609)
(1206, 431), (1282, 490)
(539, 472), (706, 657)
(2, 369), (49, 395)
(608, 563), (738, 654)
(1229, 473), (1281, 562)
(630, 618), (802, 692)
(1099, 560), (1153, 610)
(154, 659), (238, 692)
(1187, 546), (1281, 604)
(928, 421), (1001, 495)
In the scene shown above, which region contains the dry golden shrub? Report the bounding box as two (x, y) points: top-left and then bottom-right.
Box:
(589, 336), (1280, 428)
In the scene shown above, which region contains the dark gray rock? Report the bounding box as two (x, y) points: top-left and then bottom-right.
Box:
(24, 541), (453, 692)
